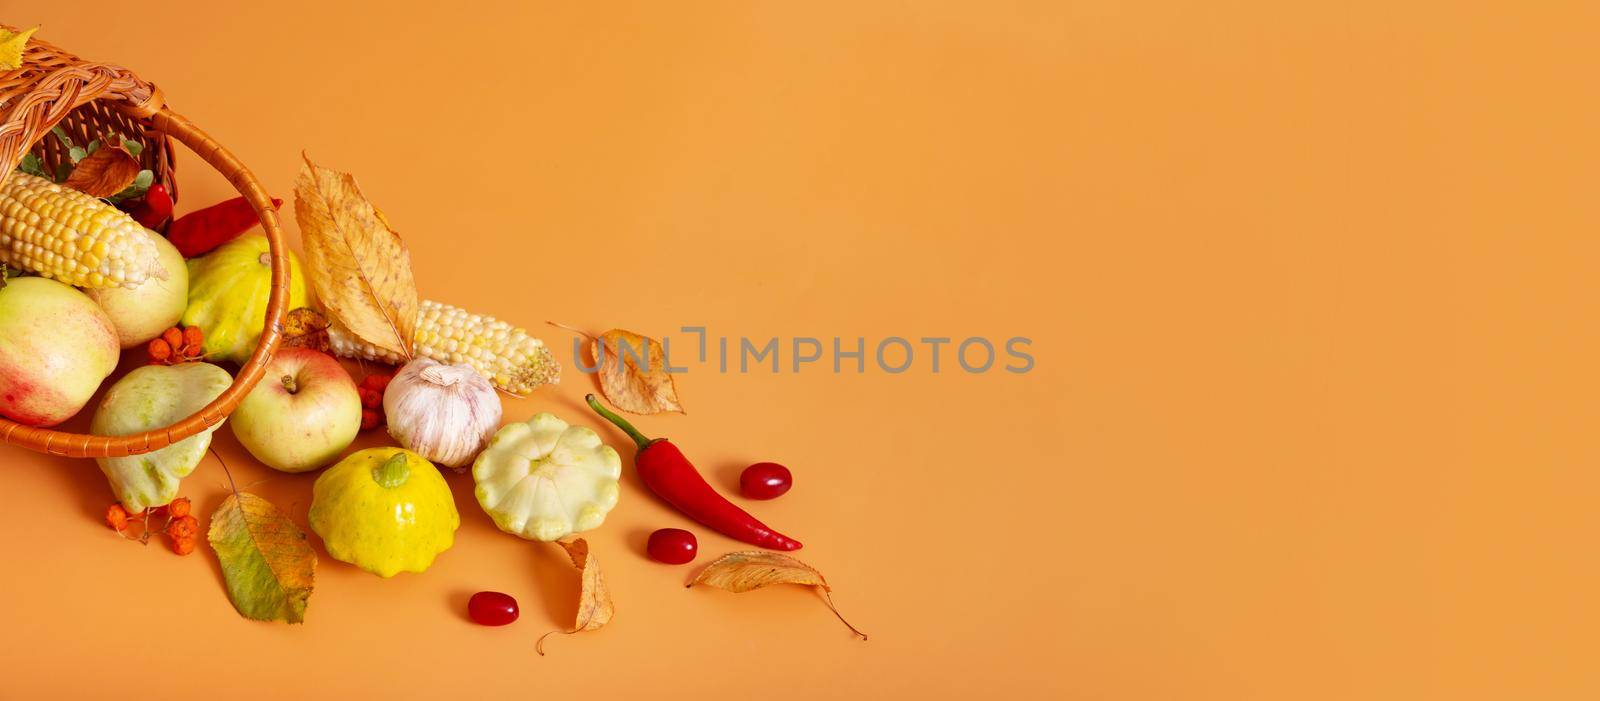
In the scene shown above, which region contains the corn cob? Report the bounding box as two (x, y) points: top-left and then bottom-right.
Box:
(328, 299), (560, 394)
(0, 172), (163, 288)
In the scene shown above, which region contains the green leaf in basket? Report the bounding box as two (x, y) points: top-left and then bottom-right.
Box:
(109, 169), (154, 203)
(17, 153), (46, 178)
(50, 125), (74, 149)
(53, 161), (72, 183)
(123, 139), (143, 157)
(86, 139), (100, 155)
(68, 146), (87, 164)
(208, 492), (316, 624)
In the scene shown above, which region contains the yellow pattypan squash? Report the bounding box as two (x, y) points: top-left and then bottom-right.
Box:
(182, 234), (307, 365)
(310, 447), (459, 577)
(472, 413), (621, 542)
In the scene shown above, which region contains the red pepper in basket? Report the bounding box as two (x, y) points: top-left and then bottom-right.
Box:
(167, 196), (282, 257)
(127, 183), (173, 229)
(586, 394), (802, 551)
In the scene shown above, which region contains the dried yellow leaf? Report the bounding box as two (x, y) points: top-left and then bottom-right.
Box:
(593, 328), (684, 415)
(689, 551), (867, 640)
(281, 306), (332, 353)
(537, 537), (614, 655)
(294, 153), (418, 359)
(0, 26), (36, 71)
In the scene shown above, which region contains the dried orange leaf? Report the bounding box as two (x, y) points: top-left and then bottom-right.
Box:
(689, 551), (868, 640)
(593, 329), (684, 415)
(690, 551), (829, 591)
(537, 537), (613, 655)
(64, 142), (142, 198)
(294, 153), (418, 359)
(207, 492), (316, 624)
(281, 307), (332, 353)
(0, 26), (36, 71)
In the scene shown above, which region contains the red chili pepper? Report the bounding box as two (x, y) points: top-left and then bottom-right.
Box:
(127, 183), (173, 229)
(167, 196), (282, 258)
(587, 395), (802, 550)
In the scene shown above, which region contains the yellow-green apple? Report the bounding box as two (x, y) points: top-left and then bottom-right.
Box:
(231, 347), (361, 472)
(0, 276), (120, 426)
(84, 230), (188, 348)
(92, 362), (232, 511)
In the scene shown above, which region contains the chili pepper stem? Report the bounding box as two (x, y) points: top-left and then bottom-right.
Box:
(585, 394), (656, 450)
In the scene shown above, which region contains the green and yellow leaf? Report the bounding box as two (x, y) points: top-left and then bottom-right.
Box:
(208, 492), (316, 624)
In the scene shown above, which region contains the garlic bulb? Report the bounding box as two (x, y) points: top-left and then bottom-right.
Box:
(384, 358), (502, 470)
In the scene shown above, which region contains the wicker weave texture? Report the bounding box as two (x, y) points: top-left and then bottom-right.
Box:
(0, 26), (289, 458)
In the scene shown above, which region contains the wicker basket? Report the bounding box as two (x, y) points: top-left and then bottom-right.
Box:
(0, 27), (289, 458)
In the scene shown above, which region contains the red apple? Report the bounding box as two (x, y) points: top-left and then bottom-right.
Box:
(231, 347), (361, 472)
(0, 277), (120, 426)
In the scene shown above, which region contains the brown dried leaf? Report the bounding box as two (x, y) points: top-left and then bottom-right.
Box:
(294, 153), (418, 359)
(537, 537), (613, 655)
(689, 551), (868, 640)
(64, 142), (142, 198)
(593, 329), (684, 415)
(281, 307), (332, 353)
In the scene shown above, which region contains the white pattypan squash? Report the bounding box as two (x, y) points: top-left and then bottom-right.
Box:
(472, 413), (622, 541)
(92, 363), (233, 511)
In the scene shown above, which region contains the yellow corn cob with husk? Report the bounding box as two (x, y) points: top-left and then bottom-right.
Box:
(328, 299), (560, 394)
(0, 172), (163, 288)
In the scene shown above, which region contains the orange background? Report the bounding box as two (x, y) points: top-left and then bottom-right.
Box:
(3, 1), (1597, 698)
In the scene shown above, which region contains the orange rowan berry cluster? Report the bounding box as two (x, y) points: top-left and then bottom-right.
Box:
(358, 371), (393, 431)
(148, 326), (204, 365)
(104, 497), (199, 555)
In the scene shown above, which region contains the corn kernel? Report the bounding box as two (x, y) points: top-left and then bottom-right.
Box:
(326, 299), (559, 394)
(0, 173), (162, 288)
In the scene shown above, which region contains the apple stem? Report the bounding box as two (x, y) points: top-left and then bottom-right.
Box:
(280, 374), (298, 394)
